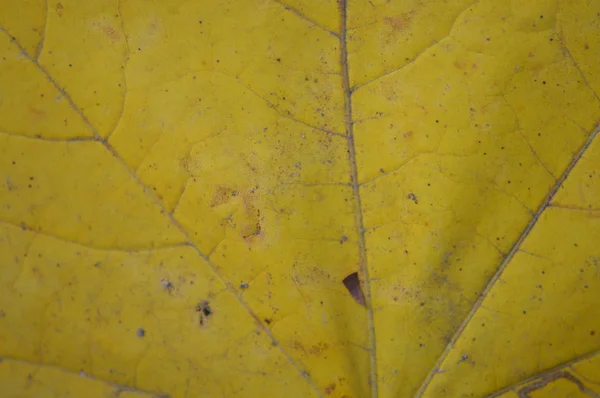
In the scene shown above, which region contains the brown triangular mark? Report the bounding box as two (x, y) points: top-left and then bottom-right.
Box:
(343, 272), (365, 307)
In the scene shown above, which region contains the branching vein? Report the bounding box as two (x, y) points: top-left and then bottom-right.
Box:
(0, 25), (321, 396)
(416, 123), (600, 396)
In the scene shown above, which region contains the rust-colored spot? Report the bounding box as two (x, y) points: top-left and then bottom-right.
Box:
(291, 340), (330, 355)
(102, 24), (122, 43)
(55, 3), (63, 17)
(325, 383), (336, 395)
(242, 221), (262, 242)
(343, 272), (365, 307)
(29, 106), (46, 118)
(383, 12), (414, 32)
(210, 186), (236, 207)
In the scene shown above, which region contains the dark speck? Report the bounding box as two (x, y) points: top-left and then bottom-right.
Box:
(137, 328), (145, 338)
(196, 301), (212, 324)
(407, 192), (418, 204)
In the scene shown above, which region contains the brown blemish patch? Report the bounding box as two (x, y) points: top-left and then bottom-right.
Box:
(242, 219), (262, 242)
(325, 383), (336, 395)
(383, 12), (415, 33)
(291, 340), (330, 355)
(210, 186), (263, 243)
(101, 24), (122, 43)
(29, 106), (46, 118)
(210, 186), (236, 207)
(241, 197), (263, 243)
(454, 59), (466, 70)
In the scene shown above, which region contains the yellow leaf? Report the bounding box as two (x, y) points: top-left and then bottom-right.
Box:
(1, 0), (599, 397)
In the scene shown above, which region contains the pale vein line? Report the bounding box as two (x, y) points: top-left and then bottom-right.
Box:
(339, 1), (378, 397)
(106, 0), (130, 142)
(169, 177), (190, 214)
(548, 203), (600, 213)
(277, 181), (352, 188)
(475, 231), (506, 257)
(351, 0), (481, 93)
(0, 356), (169, 398)
(518, 249), (555, 262)
(516, 127), (557, 179)
(556, 33), (600, 104)
(488, 180), (535, 215)
(0, 130), (97, 142)
(0, 26), (321, 395)
(359, 153), (428, 186)
(0, 219), (190, 252)
(237, 78), (346, 138)
(351, 39), (441, 93)
(416, 123), (600, 396)
(35, 0), (49, 60)
(358, 149), (471, 187)
(502, 96), (556, 180)
(0, 26), (96, 138)
(133, 129), (165, 174)
(486, 348), (600, 398)
(272, 0), (339, 38)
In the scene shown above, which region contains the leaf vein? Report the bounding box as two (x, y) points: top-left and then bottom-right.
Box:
(416, 122), (600, 396)
(1, 26), (321, 395)
(272, 0), (339, 38)
(339, 1), (378, 396)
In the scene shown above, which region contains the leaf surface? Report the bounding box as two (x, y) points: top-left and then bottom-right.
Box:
(1, 0), (599, 397)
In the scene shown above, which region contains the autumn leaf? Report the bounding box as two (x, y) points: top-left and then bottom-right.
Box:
(1, 0), (600, 397)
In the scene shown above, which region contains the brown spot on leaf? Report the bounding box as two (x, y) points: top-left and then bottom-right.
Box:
(292, 340), (329, 355)
(29, 106), (46, 118)
(325, 383), (336, 395)
(383, 12), (414, 32)
(211, 186), (236, 207)
(101, 24), (122, 43)
(343, 272), (365, 306)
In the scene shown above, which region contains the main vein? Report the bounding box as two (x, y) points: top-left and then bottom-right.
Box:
(339, 2), (378, 396)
